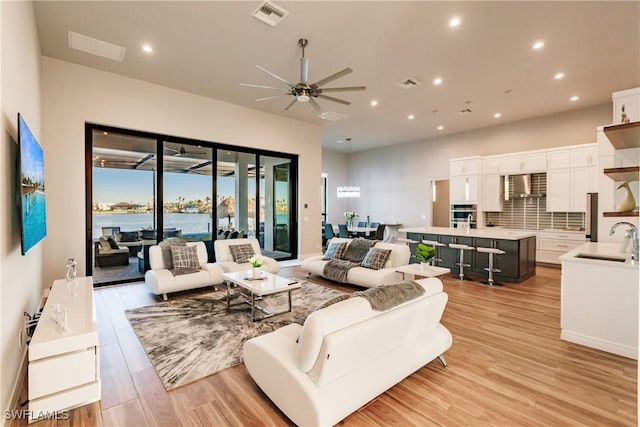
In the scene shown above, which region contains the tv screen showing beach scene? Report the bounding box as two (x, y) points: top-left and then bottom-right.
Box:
(18, 113), (47, 255)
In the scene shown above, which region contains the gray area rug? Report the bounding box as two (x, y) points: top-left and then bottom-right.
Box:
(125, 282), (345, 390)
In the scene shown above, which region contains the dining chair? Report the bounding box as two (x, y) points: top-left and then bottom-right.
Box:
(357, 221), (367, 227)
(338, 224), (350, 238)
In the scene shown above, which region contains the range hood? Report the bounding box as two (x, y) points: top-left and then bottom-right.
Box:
(504, 174), (545, 199)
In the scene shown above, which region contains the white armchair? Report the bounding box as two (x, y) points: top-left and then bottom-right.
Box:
(144, 241), (223, 300)
(214, 238), (281, 274)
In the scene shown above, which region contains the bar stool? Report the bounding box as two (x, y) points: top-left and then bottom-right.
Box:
(422, 240), (446, 266)
(476, 246), (506, 286)
(448, 243), (475, 280)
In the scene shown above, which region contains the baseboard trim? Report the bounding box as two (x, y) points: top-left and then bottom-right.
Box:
(561, 330), (638, 360)
(5, 346), (28, 427)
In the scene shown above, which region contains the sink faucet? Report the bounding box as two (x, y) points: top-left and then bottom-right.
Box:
(466, 214), (473, 232)
(609, 221), (639, 261)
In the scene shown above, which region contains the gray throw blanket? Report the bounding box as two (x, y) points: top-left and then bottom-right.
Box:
(323, 259), (360, 283)
(171, 267), (201, 277)
(341, 238), (377, 263)
(352, 281), (425, 311)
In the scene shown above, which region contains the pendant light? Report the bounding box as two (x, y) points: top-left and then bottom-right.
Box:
(337, 138), (360, 198)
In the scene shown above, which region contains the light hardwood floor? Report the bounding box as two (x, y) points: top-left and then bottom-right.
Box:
(11, 265), (637, 426)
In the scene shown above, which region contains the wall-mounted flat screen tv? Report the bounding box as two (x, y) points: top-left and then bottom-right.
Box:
(17, 113), (47, 255)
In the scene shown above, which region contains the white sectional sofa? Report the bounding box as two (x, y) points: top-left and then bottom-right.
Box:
(302, 237), (411, 288)
(243, 277), (453, 426)
(144, 241), (224, 300)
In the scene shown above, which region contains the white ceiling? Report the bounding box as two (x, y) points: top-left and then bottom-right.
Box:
(33, 1), (640, 152)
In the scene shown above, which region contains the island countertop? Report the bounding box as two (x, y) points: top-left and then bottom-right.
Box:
(559, 242), (638, 269)
(399, 226), (537, 240)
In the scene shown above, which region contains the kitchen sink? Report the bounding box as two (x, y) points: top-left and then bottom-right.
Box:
(574, 253), (627, 262)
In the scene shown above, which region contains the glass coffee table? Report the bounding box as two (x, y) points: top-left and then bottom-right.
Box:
(222, 270), (301, 322)
(395, 264), (450, 280)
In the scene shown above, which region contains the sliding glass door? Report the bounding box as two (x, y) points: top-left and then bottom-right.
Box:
(86, 124), (298, 286)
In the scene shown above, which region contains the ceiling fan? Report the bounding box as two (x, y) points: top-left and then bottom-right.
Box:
(240, 38), (366, 112)
(164, 145), (206, 157)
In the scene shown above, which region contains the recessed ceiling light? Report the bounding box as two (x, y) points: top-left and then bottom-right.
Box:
(408, 114), (415, 120)
(142, 44), (153, 53)
(433, 77), (443, 85)
(494, 113), (502, 118)
(570, 95), (580, 102)
(554, 72), (565, 80)
(336, 139), (345, 144)
(449, 17), (461, 27)
(370, 100), (378, 107)
(437, 125), (444, 130)
(533, 41), (545, 50)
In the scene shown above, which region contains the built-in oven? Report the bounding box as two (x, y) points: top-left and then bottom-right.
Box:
(450, 204), (477, 228)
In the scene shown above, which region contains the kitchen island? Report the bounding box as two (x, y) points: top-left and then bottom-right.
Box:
(400, 227), (537, 283)
(559, 242), (638, 359)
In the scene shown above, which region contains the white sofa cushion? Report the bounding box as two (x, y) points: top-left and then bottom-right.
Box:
(214, 238), (281, 274)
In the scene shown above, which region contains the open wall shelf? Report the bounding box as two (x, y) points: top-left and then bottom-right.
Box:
(603, 166), (640, 181)
(603, 121), (640, 149)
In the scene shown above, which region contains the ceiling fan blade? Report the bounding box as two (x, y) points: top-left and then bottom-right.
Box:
(240, 83), (289, 91)
(256, 65), (295, 88)
(284, 98), (298, 110)
(300, 58), (309, 84)
(256, 94), (287, 102)
(309, 97), (322, 113)
(317, 94), (351, 106)
(312, 67), (352, 88)
(318, 86), (366, 93)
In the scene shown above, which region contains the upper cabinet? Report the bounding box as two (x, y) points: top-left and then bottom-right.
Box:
(449, 157), (481, 204)
(450, 157), (480, 176)
(570, 145), (598, 167)
(498, 152), (546, 174)
(612, 87), (640, 125)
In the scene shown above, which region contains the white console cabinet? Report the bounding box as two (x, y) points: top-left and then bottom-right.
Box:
(28, 277), (100, 422)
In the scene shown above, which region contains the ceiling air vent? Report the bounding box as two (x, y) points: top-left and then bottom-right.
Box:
(319, 111), (347, 121)
(395, 78), (422, 89)
(252, 1), (290, 26)
(68, 31), (125, 62)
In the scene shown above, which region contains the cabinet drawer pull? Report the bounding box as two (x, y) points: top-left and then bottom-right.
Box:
(557, 235), (568, 238)
(557, 245), (569, 248)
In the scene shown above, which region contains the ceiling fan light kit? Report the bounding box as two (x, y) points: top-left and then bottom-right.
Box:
(241, 38), (366, 112)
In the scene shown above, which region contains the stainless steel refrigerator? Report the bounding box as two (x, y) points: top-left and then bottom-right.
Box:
(586, 192), (598, 242)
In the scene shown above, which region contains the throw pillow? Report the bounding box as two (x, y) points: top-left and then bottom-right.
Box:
(106, 237), (119, 250)
(170, 245), (200, 269)
(323, 241), (347, 260)
(229, 243), (256, 263)
(361, 247), (392, 270)
(119, 231), (139, 242)
(314, 294), (350, 311)
(158, 240), (186, 269)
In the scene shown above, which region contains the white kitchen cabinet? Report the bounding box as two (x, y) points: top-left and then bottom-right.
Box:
(537, 231), (585, 265)
(571, 144), (598, 167)
(450, 157), (480, 176)
(481, 174), (502, 212)
(612, 87), (639, 124)
(481, 157), (500, 175)
(499, 152), (546, 174)
(546, 169), (570, 212)
(546, 149), (571, 169)
(450, 174), (478, 204)
(569, 166), (598, 212)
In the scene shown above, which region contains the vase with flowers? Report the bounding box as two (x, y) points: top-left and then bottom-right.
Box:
(248, 255), (265, 279)
(344, 211), (358, 228)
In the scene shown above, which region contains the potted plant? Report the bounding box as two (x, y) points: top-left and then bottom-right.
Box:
(248, 255), (265, 279)
(415, 243), (436, 266)
(344, 211), (358, 228)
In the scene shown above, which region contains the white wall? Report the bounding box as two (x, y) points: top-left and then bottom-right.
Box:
(41, 57), (323, 284)
(324, 103), (611, 228)
(321, 149), (348, 226)
(1, 0), (43, 417)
